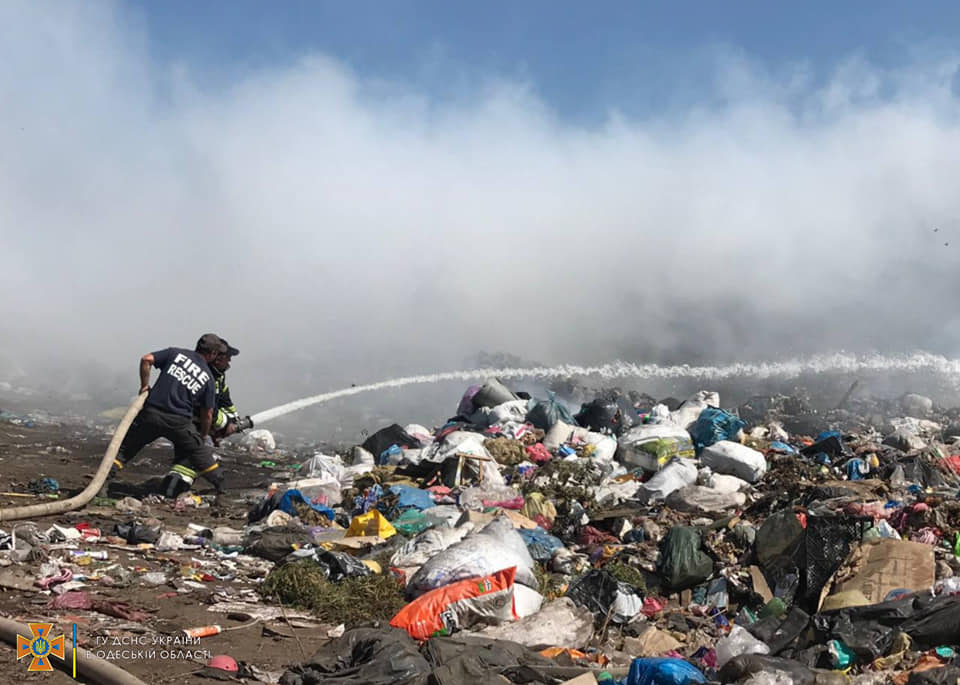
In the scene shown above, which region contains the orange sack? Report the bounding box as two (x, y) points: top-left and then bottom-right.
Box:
(390, 566), (518, 640)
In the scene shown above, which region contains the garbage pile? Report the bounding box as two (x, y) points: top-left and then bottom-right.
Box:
(10, 380), (960, 684)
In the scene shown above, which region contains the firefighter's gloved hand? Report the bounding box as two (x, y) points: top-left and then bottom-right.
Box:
(203, 436), (214, 448)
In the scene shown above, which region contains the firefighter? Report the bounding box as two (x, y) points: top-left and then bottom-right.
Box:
(100, 334), (226, 498)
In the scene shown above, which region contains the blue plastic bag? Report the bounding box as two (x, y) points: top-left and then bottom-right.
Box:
(389, 484), (436, 510)
(690, 408), (746, 453)
(619, 658), (706, 685)
(278, 489), (335, 520)
(769, 441), (797, 454)
(519, 527), (564, 562)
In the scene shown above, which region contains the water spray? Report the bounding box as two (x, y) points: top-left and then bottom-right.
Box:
(249, 352), (960, 425)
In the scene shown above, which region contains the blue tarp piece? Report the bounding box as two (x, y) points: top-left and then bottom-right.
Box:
(619, 658), (706, 685)
(389, 484), (436, 510)
(278, 489), (335, 520)
(690, 408), (746, 453)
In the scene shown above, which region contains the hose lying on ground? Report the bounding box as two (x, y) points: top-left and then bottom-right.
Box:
(0, 616), (149, 685)
(0, 391), (146, 522)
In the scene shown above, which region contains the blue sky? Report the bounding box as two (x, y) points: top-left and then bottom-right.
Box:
(134, 0), (960, 120)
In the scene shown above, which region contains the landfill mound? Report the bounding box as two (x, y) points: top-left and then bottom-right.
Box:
(4, 381), (960, 684)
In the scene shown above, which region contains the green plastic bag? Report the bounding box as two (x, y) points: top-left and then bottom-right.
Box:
(656, 526), (713, 592)
(392, 509), (433, 537)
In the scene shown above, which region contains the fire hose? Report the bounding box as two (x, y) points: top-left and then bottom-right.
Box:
(0, 390), (147, 522)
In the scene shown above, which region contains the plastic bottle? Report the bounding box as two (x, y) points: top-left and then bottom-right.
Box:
(70, 550), (108, 560)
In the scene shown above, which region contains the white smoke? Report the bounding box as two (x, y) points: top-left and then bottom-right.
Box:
(2, 2), (960, 420)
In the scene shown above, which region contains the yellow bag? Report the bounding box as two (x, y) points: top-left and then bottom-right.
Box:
(346, 510), (396, 539)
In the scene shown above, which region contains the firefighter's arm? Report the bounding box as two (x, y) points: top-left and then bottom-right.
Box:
(199, 408), (213, 438)
(139, 354), (154, 393)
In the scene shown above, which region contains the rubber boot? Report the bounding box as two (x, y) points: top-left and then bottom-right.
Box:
(159, 472), (193, 499)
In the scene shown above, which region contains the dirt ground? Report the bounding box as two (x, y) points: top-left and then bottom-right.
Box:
(0, 405), (332, 684)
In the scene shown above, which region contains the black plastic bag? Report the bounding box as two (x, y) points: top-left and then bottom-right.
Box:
(361, 424), (422, 460)
(800, 436), (846, 459)
(278, 627), (430, 685)
(315, 550), (372, 582)
(746, 606), (810, 655)
(114, 521), (162, 544)
(900, 595), (960, 649)
(719, 655), (816, 685)
(244, 526), (313, 562)
(830, 614), (894, 660)
(565, 569), (643, 624)
(656, 527), (713, 592)
(575, 395), (637, 436)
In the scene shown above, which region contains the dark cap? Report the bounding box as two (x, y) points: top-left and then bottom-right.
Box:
(196, 333), (227, 355)
(220, 339), (239, 357)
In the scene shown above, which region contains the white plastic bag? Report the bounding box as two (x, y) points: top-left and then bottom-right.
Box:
(700, 441), (767, 483)
(476, 597), (594, 649)
(665, 485), (747, 515)
(391, 526), (472, 567)
(406, 517), (537, 597)
(670, 391), (720, 430)
(636, 458), (698, 503)
(716, 625), (770, 667)
(512, 584), (544, 618)
(242, 429), (275, 452)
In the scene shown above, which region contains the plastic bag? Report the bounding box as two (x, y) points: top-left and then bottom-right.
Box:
(619, 424), (695, 471)
(715, 625), (770, 667)
(691, 407), (746, 453)
(656, 527), (713, 592)
(471, 379), (519, 409)
(565, 570), (644, 624)
(390, 567), (518, 640)
(406, 517), (537, 597)
(313, 550), (373, 582)
(391, 526), (472, 568)
(527, 392), (576, 431)
(637, 458), (698, 503)
(476, 596), (594, 649)
(670, 391), (719, 430)
(389, 484), (436, 510)
(700, 441), (767, 483)
(518, 527), (565, 563)
(621, 658), (706, 685)
(664, 486), (746, 515)
(346, 510), (397, 539)
(575, 395), (637, 436)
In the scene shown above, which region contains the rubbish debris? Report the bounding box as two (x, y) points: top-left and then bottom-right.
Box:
(9, 373), (960, 682)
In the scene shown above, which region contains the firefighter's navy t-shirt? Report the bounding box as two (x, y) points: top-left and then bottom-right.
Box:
(144, 348), (216, 417)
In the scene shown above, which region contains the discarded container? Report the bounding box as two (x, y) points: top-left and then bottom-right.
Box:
(182, 625), (223, 639)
